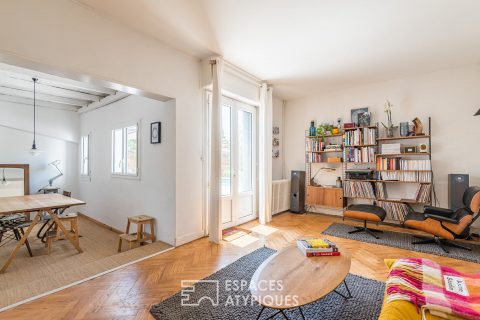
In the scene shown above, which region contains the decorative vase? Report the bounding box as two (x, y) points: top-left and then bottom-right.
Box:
(387, 126), (394, 137)
(309, 121), (316, 136)
(336, 177), (342, 188)
(400, 122), (409, 137)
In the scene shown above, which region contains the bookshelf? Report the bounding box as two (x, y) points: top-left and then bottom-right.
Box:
(341, 117), (433, 224)
(374, 117), (433, 222)
(305, 130), (344, 209)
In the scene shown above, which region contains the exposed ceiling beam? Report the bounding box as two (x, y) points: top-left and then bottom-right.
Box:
(78, 92), (130, 114)
(0, 74), (102, 102)
(0, 63), (117, 96)
(0, 94), (79, 112)
(0, 86), (88, 107)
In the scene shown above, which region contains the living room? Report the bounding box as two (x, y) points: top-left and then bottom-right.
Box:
(0, 1), (479, 320)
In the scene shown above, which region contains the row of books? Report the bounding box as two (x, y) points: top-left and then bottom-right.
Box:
(376, 158), (431, 171)
(306, 153), (323, 163)
(306, 139), (325, 152)
(344, 128), (376, 146)
(378, 201), (410, 221)
(344, 181), (375, 199)
(377, 171), (432, 183)
(296, 238), (340, 257)
(345, 146), (376, 163)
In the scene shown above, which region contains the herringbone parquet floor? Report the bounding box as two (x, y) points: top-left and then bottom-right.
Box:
(1, 212), (479, 320)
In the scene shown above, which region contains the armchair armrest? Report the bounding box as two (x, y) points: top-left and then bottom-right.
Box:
(424, 213), (459, 224)
(424, 206), (454, 217)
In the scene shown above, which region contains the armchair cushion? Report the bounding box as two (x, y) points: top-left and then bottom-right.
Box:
(424, 213), (459, 224)
(424, 206), (454, 217)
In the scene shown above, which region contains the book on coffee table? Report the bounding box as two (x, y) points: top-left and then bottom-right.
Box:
(296, 238), (341, 257)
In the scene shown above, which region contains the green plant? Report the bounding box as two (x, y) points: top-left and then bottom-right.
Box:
(317, 123), (334, 139)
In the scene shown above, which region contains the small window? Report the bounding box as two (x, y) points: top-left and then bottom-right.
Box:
(112, 124), (138, 176)
(80, 135), (90, 176)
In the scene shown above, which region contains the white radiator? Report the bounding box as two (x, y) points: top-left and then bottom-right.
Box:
(271, 179), (290, 215)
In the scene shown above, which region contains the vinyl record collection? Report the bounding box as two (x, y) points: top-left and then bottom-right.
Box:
(377, 201), (410, 221)
(343, 181), (375, 199)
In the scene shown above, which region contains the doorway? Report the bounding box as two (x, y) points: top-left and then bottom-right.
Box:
(220, 96), (257, 228)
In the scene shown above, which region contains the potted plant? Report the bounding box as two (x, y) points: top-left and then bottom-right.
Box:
(317, 123), (334, 139)
(382, 100), (396, 137)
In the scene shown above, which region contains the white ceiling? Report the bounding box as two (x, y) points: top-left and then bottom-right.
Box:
(79, 0), (480, 99)
(0, 63), (125, 112)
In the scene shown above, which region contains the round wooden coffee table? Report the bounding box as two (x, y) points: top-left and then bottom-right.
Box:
(250, 244), (352, 320)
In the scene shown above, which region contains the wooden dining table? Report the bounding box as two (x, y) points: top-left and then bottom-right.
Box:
(0, 194), (85, 273)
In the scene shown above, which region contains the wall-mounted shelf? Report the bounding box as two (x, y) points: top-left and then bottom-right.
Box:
(344, 125), (377, 131)
(377, 135), (430, 141)
(344, 144), (376, 147)
(307, 134), (343, 138)
(376, 170), (432, 172)
(376, 153), (430, 156)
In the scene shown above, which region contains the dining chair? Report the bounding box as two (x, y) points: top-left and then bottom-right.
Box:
(0, 213), (33, 257)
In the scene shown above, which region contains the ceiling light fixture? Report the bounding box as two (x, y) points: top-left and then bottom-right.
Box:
(474, 108), (480, 116)
(29, 77), (43, 156)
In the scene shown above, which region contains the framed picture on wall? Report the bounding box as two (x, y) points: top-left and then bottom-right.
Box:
(351, 107), (370, 126)
(150, 122), (161, 144)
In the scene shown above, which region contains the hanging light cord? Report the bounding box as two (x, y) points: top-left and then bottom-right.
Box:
(32, 77), (37, 149)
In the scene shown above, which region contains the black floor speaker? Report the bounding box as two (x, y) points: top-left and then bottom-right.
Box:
(290, 170), (305, 213)
(448, 174), (469, 211)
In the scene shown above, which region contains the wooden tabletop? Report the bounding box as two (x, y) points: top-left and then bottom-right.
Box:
(250, 245), (351, 309)
(0, 194), (85, 215)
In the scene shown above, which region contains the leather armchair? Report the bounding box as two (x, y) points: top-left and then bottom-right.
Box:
(404, 186), (480, 253)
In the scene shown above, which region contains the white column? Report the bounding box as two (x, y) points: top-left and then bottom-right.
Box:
(259, 83), (273, 224)
(208, 57), (224, 243)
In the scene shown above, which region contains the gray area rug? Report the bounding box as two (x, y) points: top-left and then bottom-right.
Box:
(322, 223), (480, 263)
(150, 247), (385, 320)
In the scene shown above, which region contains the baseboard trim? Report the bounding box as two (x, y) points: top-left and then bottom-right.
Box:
(77, 212), (123, 234)
(0, 246), (174, 313)
(176, 231), (205, 246)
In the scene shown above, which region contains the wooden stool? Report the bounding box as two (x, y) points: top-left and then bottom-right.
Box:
(118, 215), (155, 252)
(46, 212), (80, 253)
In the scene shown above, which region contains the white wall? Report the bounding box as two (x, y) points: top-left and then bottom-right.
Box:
(0, 0), (203, 245)
(272, 97), (284, 180)
(0, 100), (79, 194)
(79, 95), (176, 245)
(285, 65), (480, 217)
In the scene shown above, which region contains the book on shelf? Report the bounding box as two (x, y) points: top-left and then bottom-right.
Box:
(381, 143), (401, 154)
(377, 171), (432, 182)
(344, 127), (376, 146)
(296, 238), (340, 257)
(306, 139), (324, 152)
(345, 146), (375, 163)
(376, 158), (431, 171)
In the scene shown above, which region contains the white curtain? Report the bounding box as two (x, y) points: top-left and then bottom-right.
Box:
(208, 57), (224, 243)
(259, 83), (273, 224)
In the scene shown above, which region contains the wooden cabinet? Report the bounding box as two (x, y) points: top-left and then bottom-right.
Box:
(306, 186), (344, 208)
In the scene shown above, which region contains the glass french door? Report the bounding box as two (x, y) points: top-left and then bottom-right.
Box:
(221, 97), (257, 228)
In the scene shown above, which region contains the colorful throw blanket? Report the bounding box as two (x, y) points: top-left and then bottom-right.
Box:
(386, 258), (480, 320)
